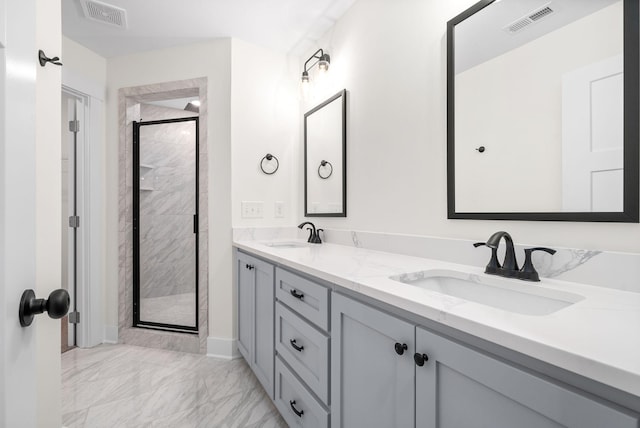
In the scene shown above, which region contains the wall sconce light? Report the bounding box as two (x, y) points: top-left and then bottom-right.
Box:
(301, 48), (330, 84)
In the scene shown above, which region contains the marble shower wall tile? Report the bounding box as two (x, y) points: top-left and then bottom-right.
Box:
(118, 78), (208, 354)
(233, 227), (640, 294)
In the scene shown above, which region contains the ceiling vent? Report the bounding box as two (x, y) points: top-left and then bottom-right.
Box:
(504, 3), (554, 34)
(80, 0), (127, 29)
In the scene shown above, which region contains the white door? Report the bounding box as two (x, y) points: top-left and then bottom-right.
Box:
(1, 0), (62, 426)
(562, 54), (624, 212)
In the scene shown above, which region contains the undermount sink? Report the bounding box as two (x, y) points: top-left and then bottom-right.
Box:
(390, 269), (584, 316)
(263, 241), (309, 249)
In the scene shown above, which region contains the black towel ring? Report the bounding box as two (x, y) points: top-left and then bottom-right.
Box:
(260, 153), (279, 175)
(318, 160), (333, 179)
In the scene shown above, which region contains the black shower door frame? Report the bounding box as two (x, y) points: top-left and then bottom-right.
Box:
(132, 116), (199, 334)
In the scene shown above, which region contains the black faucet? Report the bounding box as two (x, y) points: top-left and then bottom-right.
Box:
(474, 231), (555, 281)
(486, 231), (519, 277)
(298, 222), (323, 244)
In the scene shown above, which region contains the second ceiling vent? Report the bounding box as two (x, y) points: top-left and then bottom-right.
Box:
(80, 0), (127, 29)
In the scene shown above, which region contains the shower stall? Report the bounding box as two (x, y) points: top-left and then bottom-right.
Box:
(132, 116), (199, 333)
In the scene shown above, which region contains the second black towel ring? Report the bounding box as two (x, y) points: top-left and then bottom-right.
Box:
(260, 153), (279, 175)
(318, 160), (333, 179)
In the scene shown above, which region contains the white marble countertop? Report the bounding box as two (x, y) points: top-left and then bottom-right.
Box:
(234, 238), (640, 398)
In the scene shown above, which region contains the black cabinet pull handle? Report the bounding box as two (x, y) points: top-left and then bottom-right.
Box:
(394, 342), (408, 355)
(290, 289), (304, 300)
(414, 353), (429, 366)
(290, 339), (304, 352)
(245, 264), (254, 270)
(289, 400), (304, 417)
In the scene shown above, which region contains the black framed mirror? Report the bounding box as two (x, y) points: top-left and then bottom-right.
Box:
(447, 0), (638, 222)
(304, 89), (347, 217)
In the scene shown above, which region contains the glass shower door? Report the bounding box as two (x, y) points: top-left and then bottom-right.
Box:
(133, 117), (199, 332)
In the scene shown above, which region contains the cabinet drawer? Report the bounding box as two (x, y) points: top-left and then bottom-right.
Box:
(276, 302), (330, 405)
(275, 357), (329, 428)
(276, 268), (330, 331)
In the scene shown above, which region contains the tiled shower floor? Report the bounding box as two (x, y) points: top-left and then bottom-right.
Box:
(62, 344), (286, 427)
(140, 292), (196, 326)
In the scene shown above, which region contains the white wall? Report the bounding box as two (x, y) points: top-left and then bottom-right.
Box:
(62, 36), (107, 95)
(299, 0), (640, 253)
(230, 39), (299, 227)
(106, 40), (234, 341)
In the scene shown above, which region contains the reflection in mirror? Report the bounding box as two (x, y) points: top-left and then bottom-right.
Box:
(447, 0), (638, 221)
(305, 89), (347, 217)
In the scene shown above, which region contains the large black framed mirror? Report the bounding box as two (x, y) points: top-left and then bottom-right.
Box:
(447, 0), (639, 222)
(304, 89), (347, 217)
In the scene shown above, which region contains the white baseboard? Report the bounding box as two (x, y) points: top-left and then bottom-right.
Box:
(207, 336), (241, 360)
(103, 325), (118, 344)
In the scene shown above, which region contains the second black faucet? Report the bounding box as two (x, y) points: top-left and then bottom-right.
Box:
(298, 222), (324, 244)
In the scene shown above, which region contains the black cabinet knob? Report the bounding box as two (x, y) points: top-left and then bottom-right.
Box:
(414, 353), (429, 366)
(394, 342), (408, 355)
(245, 264), (254, 270)
(289, 400), (304, 417)
(19, 288), (70, 327)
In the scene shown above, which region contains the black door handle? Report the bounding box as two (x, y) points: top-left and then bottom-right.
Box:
(414, 353), (429, 366)
(394, 342), (408, 355)
(289, 400), (304, 417)
(290, 289), (304, 300)
(290, 339), (304, 352)
(245, 264), (254, 270)
(19, 288), (70, 327)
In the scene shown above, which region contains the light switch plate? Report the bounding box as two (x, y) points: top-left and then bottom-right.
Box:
(275, 201), (284, 218)
(241, 201), (264, 218)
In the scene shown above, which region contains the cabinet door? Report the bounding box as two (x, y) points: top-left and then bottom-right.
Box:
(415, 327), (639, 428)
(252, 257), (275, 398)
(331, 294), (415, 428)
(236, 252), (254, 362)
(236, 251), (275, 399)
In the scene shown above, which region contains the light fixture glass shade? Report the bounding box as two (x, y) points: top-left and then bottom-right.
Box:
(318, 54), (330, 72)
(301, 71), (309, 83)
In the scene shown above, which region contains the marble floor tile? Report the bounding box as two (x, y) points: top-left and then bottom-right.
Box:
(62, 344), (286, 428)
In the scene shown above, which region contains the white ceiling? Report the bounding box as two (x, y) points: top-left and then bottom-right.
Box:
(62, 0), (357, 58)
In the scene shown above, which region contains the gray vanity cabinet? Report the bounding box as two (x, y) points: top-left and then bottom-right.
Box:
(236, 250), (275, 398)
(233, 250), (640, 427)
(415, 327), (639, 428)
(331, 293), (415, 428)
(332, 293), (639, 428)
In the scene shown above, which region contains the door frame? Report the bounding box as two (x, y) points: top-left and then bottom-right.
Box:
(61, 80), (105, 348)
